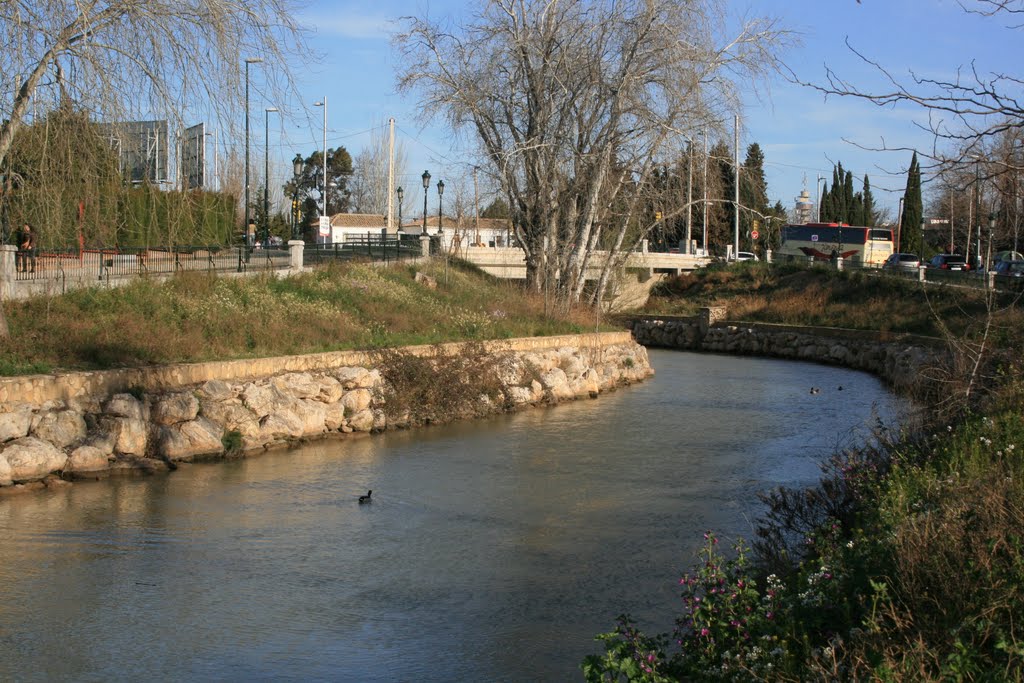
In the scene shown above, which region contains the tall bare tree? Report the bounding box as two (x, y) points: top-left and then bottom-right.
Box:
(397, 0), (789, 306)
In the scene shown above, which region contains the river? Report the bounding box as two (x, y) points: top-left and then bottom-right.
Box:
(0, 350), (909, 682)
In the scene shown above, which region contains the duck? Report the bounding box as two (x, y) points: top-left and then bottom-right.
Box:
(837, 385), (843, 391)
(358, 490), (373, 504)
(809, 387), (821, 395)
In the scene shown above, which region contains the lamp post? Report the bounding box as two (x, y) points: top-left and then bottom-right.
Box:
(313, 97), (328, 217)
(396, 186), (404, 232)
(816, 174), (827, 223)
(920, 219), (926, 260)
(263, 106), (278, 248)
(988, 212), (996, 272)
(421, 170), (431, 235)
(437, 179), (445, 234)
(291, 153), (303, 240)
(244, 57), (262, 247)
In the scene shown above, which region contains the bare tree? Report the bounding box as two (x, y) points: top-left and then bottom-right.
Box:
(0, 0), (306, 336)
(349, 122), (410, 216)
(396, 0), (789, 306)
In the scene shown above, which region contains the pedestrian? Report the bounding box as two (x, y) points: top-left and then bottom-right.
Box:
(16, 222), (36, 273)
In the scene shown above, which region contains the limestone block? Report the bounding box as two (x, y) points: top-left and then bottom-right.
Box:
(507, 385), (534, 404)
(272, 372), (320, 400)
(335, 367), (370, 389)
(259, 409), (305, 441)
(105, 416), (148, 455)
(496, 356), (525, 385)
(372, 409), (387, 431)
(105, 393), (144, 421)
(196, 379), (236, 402)
(85, 428), (116, 456)
(296, 399), (328, 436)
(158, 417), (225, 461)
(348, 408), (375, 432)
(540, 368), (574, 401)
(561, 355), (588, 379)
(0, 454), (11, 486)
(341, 389), (372, 415)
(152, 392), (200, 426)
(0, 405), (34, 443)
(2, 437), (66, 481)
(361, 369), (382, 389)
(199, 400), (260, 438)
(32, 409), (88, 449)
(67, 445), (111, 473)
(241, 383), (282, 418)
(324, 402), (347, 431)
(315, 376), (344, 403)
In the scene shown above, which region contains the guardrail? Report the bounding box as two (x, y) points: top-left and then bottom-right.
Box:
(305, 235), (422, 266)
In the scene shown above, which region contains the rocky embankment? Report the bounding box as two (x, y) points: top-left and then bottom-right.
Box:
(629, 310), (940, 390)
(0, 335), (651, 492)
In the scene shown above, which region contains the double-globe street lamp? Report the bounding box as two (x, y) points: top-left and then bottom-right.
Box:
(291, 153), (303, 240)
(244, 57), (262, 248)
(396, 186), (404, 233)
(437, 179), (445, 235)
(264, 106), (278, 248)
(421, 170), (431, 235)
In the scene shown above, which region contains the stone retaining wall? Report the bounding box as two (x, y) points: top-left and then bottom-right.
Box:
(0, 333), (652, 491)
(629, 310), (942, 390)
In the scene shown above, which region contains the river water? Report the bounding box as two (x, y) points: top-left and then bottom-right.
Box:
(0, 350), (908, 682)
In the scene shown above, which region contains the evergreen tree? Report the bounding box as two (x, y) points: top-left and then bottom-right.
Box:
(740, 143), (769, 245)
(861, 175), (875, 226)
(820, 181), (832, 222)
(843, 170), (855, 223)
(899, 152), (924, 254)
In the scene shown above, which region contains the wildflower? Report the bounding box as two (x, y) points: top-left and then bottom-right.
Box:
(846, 540), (854, 549)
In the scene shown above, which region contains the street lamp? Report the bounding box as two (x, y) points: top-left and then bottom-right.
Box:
(291, 153), (303, 240)
(920, 218), (926, 260)
(437, 179), (445, 234)
(988, 212), (997, 271)
(313, 97), (328, 217)
(263, 106), (278, 249)
(816, 174), (827, 223)
(244, 57), (262, 247)
(421, 170), (431, 235)
(396, 186), (404, 232)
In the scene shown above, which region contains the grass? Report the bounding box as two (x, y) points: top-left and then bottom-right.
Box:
(0, 259), (608, 375)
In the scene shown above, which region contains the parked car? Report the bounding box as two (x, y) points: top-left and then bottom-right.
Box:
(882, 253), (921, 271)
(994, 259), (1024, 277)
(928, 254), (970, 271)
(735, 251), (758, 262)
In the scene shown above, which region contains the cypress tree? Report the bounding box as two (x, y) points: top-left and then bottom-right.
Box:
(862, 175), (874, 226)
(899, 152), (923, 254)
(843, 170), (855, 223)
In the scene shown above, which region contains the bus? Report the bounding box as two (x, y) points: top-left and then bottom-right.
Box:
(778, 223), (894, 267)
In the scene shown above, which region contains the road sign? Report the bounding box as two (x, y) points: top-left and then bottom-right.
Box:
(751, 230), (760, 240)
(318, 216), (331, 237)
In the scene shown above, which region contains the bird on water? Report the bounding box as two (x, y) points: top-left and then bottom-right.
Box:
(358, 490), (373, 504)
(810, 387), (821, 395)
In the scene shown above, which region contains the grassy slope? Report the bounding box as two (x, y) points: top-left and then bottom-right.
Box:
(0, 259), (606, 375)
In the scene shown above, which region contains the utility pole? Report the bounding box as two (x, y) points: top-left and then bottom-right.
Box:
(703, 129), (709, 256)
(387, 117), (395, 232)
(686, 140), (693, 254)
(733, 113), (740, 260)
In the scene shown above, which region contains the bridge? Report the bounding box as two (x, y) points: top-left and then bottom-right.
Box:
(452, 242), (712, 310)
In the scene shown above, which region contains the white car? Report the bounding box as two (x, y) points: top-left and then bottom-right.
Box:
(735, 251), (758, 262)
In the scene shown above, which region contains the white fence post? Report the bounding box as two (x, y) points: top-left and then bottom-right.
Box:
(288, 240), (305, 271)
(0, 245), (15, 301)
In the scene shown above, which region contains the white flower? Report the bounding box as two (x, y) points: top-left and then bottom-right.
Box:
(846, 540), (854, 549)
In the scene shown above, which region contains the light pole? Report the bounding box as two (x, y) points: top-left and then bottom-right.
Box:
(816, 174), (827, 223)
(263, 106), (278, 248)
(421, 170), (431, 235)
(244, 57), (262, 247)
(988, 212), (996, 272)
(313, 97), (328, 218)
(396, 186), (404, 232)
(920, 219), (926, 260)
(291, 153), (303, 240)
(437, 179), (445, 234)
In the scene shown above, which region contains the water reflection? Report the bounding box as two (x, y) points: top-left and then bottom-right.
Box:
(0, 350), (908, 682)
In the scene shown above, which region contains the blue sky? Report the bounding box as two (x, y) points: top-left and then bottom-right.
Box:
(252, 0), (1023, 218)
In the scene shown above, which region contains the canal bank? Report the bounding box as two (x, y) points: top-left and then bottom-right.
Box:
(0, 332), (652, 491)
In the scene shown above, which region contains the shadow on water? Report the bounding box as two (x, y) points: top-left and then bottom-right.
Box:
(0, 349), (910, 682)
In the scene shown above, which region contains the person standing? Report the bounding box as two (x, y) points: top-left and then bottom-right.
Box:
(17, 222), (36, 273)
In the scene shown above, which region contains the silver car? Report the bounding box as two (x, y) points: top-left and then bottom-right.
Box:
(882, 253), (920, 271)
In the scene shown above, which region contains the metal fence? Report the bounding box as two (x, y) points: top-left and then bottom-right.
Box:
(13, 245), (289, 282)
(304, 234), (422, 267)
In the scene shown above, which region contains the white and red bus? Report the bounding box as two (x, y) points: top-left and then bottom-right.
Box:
(778, 223), (894, 267)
